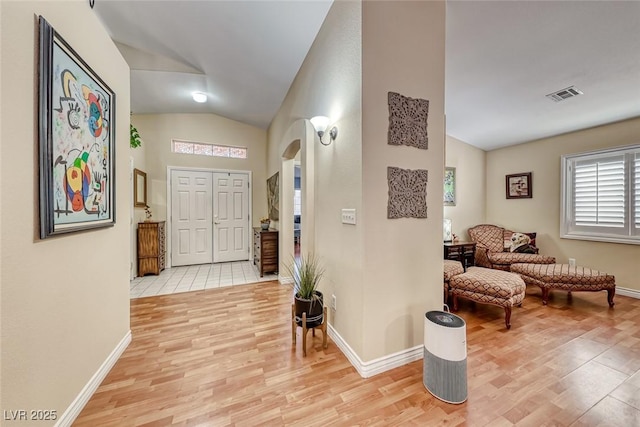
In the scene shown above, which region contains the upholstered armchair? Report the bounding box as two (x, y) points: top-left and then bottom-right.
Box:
(468, 224), (556, 271)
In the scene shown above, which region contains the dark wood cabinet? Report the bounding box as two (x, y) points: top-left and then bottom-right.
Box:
(138, 221), (165, 276)
(444, 241), (476, 270)
(253, 228), (278, 277)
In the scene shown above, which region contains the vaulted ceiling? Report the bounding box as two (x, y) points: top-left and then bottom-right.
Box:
(94, 1), (640, 151)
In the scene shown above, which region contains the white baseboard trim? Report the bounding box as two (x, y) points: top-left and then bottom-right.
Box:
(279, 276), (293, 285)
(616, 286), (640, 299)
(327, 324), (423, 378)
(55, 330), (132, 427)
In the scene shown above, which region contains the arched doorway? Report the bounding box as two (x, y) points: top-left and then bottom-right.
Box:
(278, 119), (316, 280)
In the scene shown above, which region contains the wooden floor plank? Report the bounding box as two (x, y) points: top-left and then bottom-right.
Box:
(74, 282), (640, 426)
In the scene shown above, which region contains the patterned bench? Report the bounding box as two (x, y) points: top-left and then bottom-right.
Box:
(449, 267), (525, 329)
(511, 263), (615, 307)
(443, 260), (464, 302)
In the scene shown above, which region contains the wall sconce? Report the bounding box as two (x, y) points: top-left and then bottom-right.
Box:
(310, 116), (338, 146)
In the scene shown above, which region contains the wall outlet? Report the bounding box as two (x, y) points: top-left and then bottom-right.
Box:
(569, 258), (576, 267)
(331, 294), (337, 310)
(341, 209), (356, 225)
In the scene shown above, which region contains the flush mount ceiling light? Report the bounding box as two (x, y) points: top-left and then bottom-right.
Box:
(310, 116), (338, 146)
(192, 92), (207, 103)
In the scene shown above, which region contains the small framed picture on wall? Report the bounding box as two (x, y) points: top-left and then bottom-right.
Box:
(505, 172), (532, 199)
(444, 167), (456, 206)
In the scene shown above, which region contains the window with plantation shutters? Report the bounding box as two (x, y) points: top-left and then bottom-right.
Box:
(574, 155), (625, 227)
(561, 145), (640, 245)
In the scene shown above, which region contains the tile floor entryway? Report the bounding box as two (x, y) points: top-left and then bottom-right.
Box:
(130, 261), (278, 299)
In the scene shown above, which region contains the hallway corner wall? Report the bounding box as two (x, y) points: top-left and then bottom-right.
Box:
(1, 0), (131, 421)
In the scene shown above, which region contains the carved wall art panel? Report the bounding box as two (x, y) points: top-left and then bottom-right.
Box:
(387, 166), (428, 219)
(388, 91), (429, 149)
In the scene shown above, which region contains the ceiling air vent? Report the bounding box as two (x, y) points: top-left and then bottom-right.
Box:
(546, 86), (583, 102)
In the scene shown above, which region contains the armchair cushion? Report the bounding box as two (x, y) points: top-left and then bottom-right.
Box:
(488, 252), (556, 267)
(507, 232), (538, 253)
(503, 230), (537, 251)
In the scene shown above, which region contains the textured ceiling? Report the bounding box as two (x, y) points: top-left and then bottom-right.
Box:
(445, 1), (640, 150)
(94, 0), (333, 129)
(94, 1), (640, 151)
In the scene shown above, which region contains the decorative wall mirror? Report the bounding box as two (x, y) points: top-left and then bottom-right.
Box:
(133, 168), (147, 207)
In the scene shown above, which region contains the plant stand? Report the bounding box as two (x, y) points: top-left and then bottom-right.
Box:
(291, 304), (328, 357)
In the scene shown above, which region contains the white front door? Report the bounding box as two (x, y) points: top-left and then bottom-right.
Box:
(171, 169), (213, 266)
(213, 172), (250, 262)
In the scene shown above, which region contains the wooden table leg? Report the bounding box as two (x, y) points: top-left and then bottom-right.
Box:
(302, 312), (307, 357)
(322, 306), (328, 349)
(291, 304), (296, 344)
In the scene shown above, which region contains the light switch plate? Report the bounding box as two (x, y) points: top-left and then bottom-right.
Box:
(341, 208), (356, 225)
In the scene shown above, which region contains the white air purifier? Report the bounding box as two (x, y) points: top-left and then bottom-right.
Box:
(423, 310), (467, 404)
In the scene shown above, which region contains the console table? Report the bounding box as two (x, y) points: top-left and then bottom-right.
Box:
(444, 241), (476, 270)
(138, 221), (165, 276)
(253, 228), (278, 277)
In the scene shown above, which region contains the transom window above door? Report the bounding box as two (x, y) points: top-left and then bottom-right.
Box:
(171, 139), (247, 159)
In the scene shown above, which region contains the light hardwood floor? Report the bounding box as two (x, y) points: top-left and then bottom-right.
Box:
(75, 282), (640, 426)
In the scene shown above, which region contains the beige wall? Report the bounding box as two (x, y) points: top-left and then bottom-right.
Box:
(130, 122), (148, 224)
(444, 135), (487, 240)
(130, 113), (267, 272)
(267, 0), (365, 355)
(361, 1), (445, 360)
(486, 117), (640, 291)
(269, 0), (446, 363)
(1, 0), (131, 422)
(130, 124), (148, 278)
(131, 113), (267, 224)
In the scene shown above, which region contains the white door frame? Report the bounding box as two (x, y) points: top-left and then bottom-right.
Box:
(166, 166), (252, 269)
(130, 157), (136, 280)
(278, 119), (316, 280)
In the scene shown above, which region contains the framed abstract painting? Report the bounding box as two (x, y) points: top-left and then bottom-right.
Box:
(38, 16), (116, 238)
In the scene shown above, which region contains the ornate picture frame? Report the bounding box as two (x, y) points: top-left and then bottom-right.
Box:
(38, 17), (116, 238)
(267, 172), (279, 221)
(133, 169), (147, 208)
(506, 172), (532, 199)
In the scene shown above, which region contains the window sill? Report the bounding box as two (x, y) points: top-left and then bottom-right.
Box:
(560, 233), (640, 246)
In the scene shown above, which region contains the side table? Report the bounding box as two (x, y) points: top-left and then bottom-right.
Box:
(444, 241), (476, 271)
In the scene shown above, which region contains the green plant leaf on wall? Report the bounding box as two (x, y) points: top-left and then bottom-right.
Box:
(130, 124), (143, 148)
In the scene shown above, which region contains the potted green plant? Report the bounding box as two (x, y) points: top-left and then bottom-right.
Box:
(130, 124), (143, 148)
(286, 253), (325, 328)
